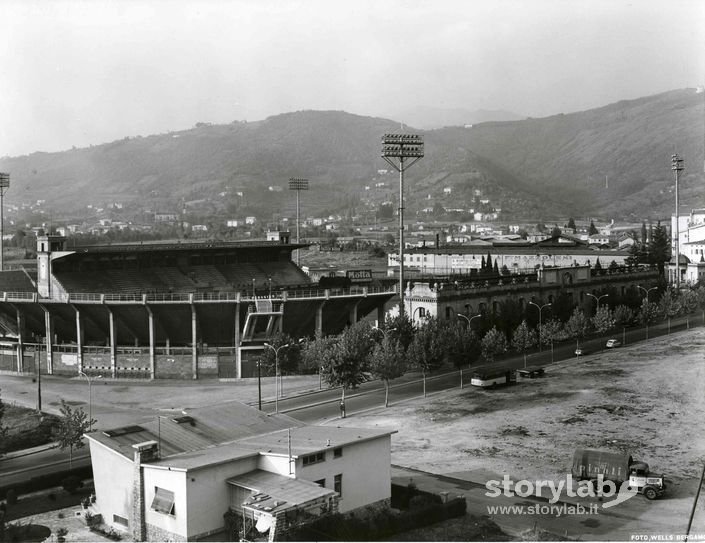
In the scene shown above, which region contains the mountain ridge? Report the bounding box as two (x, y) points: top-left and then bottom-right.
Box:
(0, 88), (702, 222)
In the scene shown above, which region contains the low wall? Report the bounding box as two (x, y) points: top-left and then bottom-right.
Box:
(5, 345), (235, 380)
(155, 354), (191, 379)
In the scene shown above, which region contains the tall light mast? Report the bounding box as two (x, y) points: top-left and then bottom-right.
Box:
(381, 134), (424, 317)
(288, 178), (308, 266)
(671, 153), (684, 289)
(0, 173), (9, 271)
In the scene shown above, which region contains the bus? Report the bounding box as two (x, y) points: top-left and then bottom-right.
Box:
(470, 369), (516, 388)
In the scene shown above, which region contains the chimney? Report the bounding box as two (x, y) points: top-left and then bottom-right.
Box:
(132, 441), (158, 541)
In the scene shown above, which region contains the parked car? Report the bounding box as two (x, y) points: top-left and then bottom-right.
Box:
(606, 339), (621, 348)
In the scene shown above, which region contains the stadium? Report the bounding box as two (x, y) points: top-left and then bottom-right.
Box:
(0, 232), (396, 380)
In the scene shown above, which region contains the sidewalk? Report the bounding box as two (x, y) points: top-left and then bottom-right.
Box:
(1, 441), (58, 460)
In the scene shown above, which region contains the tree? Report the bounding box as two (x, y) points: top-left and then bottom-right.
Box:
(321, 321), (375, 401)
(591, 305), (615, 334)
(648, 220), (671, 276)
(480, 327), (508, 363)
(444, 322), (480, 387)
(613, 305), (636, 327)
(300, 334), (338, 375)
(638, 298), (659, 325)
(536, 223), (546, 233)
(384, 314), (415, 352)
(551, 225), (562, 237)
(567, 218), (576, 230)
(657, 288), (682, 319)
(594, 258), (602, 271)
(565, 308), (590, 349)
(588, 220), (598, 235)
(485, 252), (493, 273)
(54, 400), (95, 468)
(368, 336), (407, 407)
(258, 333), (302, 377)
(539, 318), (563, 347)
(407, 318), (445, 397)
(511, 320), (537, 368)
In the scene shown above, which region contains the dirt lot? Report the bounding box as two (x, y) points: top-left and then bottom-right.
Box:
(338, 328), (705, 499)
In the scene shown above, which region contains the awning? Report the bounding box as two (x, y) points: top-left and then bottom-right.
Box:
(227, 470), (337, 516)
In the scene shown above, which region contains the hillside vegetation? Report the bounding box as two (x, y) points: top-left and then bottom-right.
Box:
(1, 89), (702, 220)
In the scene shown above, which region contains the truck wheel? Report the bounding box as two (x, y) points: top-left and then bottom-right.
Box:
(644, 487), (658, 500)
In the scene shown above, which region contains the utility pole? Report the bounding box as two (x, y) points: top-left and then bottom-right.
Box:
(381, 134), (424, 317)
(671, 154), (684, 289)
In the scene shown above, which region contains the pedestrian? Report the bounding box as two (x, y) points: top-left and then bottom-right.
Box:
(339, 398), (346, 418)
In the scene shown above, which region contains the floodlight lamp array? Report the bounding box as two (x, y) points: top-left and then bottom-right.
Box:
(671, 154), (684, 172)
(0, 173), (9, 189)
(288, 178), (309, 190)
(381, 134), (424, 158)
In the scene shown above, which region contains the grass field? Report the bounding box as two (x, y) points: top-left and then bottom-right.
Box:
(0, 404), (59, 453)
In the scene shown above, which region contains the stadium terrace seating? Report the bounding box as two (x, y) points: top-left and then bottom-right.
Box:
(52, 262), (311, 295)
(0, 270), (37, 292)
(217, 262), (311, 288)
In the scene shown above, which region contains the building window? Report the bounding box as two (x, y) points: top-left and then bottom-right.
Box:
(151, 487), (175, 515)
(302, 452), (326, 466)
(314, 479), (326, 487)
(333, 447), (342, 458)
(113, 515), (129, 527)
(334, 474), (342, 496)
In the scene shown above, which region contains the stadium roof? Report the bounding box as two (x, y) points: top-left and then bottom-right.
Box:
(66, 239), (308, 254)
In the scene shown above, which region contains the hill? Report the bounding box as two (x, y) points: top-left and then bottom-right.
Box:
(1, 89), (702, 222)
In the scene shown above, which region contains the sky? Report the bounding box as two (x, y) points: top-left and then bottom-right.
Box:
(1, 0), (703, 157)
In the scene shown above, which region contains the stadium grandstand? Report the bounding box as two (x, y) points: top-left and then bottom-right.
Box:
(0, 232), (396, 380)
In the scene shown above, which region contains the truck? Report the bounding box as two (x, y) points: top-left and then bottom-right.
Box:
(571, 449), (666, 500)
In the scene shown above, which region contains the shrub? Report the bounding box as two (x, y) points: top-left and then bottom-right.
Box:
(61, 476), (83, 494)
(5, 489), (16, 506)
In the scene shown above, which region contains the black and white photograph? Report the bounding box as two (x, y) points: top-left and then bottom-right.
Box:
(0, 1), (704, 541)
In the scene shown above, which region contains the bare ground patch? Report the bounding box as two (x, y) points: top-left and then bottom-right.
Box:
(334, 328), (705, 483)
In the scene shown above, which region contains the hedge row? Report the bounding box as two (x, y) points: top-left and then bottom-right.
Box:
(282, 496), (467, 541)
(0, 466), (93, 501)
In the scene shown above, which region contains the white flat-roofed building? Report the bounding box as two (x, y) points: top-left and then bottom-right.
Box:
(86, 402), (396, 542)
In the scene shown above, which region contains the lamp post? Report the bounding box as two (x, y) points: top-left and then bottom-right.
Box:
(289, 178), (309, 266)
(457, 313), (481, 328)
(528, 302), (551, 352)
(637, 285), (658, 301)
(263, 342), (290, 414)
(257, 360), (262, 410)
(672, 154), (684, 289)
(381, 134), (424, 318)
(371, 326), (395, 340)
(456, 314), (481, 389)
(78, 371), (102, 432)
(0, 173), (9, 271)
(637, 285), (657, 340)
(586, 293), (609, 309)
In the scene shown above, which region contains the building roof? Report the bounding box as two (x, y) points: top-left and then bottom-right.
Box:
(233, 425), (397, 457)
(87, 402), (305, 462)
(88, 403), (395, 471)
